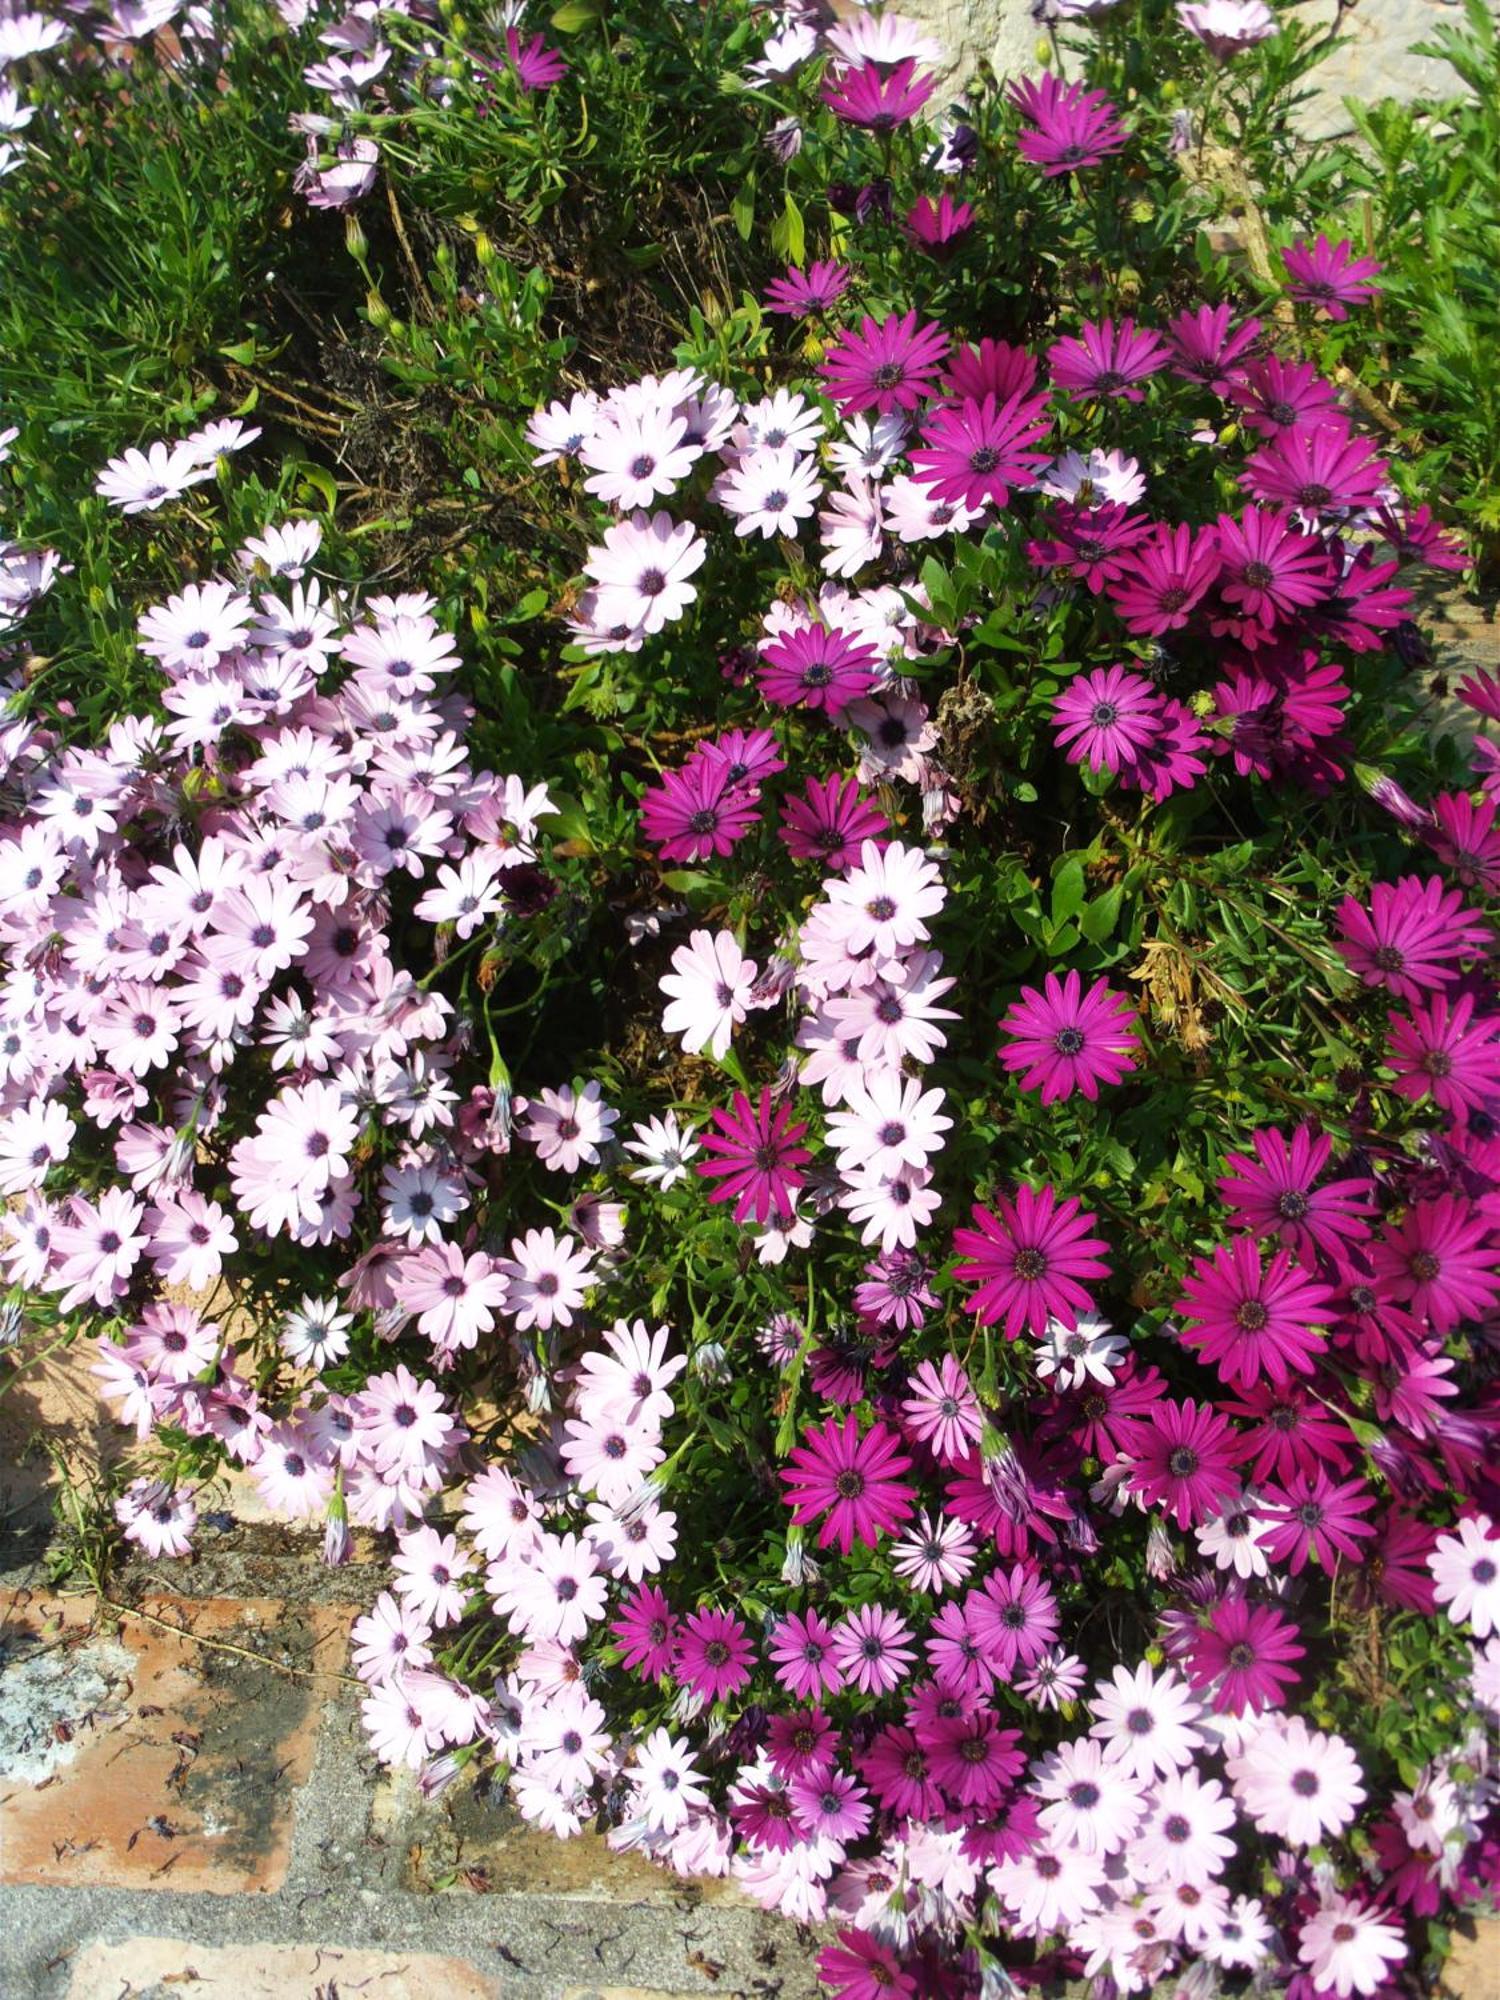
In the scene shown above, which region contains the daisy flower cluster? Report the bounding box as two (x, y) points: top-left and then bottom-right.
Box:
(0, 494), (578, 1553)
(11, 3), (1500, 1999)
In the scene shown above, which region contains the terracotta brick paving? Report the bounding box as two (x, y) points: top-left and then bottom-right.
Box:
(1, 1591), (348, 1895)
(60, 1938), (503, 2000)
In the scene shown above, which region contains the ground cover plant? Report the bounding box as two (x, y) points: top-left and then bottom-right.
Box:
(2, 1), (1500, 1995)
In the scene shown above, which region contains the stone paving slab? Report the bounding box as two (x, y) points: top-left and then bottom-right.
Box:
(1, 1590), (348, 1895)
(60, 1937), (503, 2000)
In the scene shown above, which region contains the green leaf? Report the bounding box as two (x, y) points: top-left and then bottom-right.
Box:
(1079, 884), (1124, 944)
(1050, 856), (1086, 927)
(730, 171), (757, 242)
(771, 190), (805, 266)
(550, 0), (602, 29)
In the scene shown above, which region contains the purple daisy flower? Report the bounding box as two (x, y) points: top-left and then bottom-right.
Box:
(1011, 71), (1127, 175)
(822, 56), (936, 131)
(763, 260), (851, 319)
(1164, 303), (1262, 392)
(997, 970), (1140, 1103)
(1335, 875), (1489, 1002)
(1026, 501), (1153, 596)
(1282, 233), (1383, 320)
(1123, 1397), (1241, 1527)
(779, 1413), (916, 1553)
(695, 1087), (810, 1226)
(907, 390), (1054, 510)
(820, 311), (950, 417)
(1048, 316), (1170, 401)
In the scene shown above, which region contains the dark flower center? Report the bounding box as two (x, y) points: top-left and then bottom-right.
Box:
(1013, 1247), (1048, 1282)
(1053, 1027), (1085, 1056)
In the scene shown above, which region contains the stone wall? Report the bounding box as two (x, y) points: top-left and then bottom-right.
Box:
(892, 0), (1484, 138)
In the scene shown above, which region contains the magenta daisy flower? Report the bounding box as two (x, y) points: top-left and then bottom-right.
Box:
(1165, 304), (1262, 392)
(817, 1931), (917, 2000)
(952, 1183), (1111, 1338)
(1282, 234), (1383, 320)
(1240, 421), (1389, 514)
(757, 625), (879, 715)
(1369, 1195), (1500, 1334)
(779, 773), (888, 870)
(998, 971), (1140, 1104)
(1124, 1397), (1241, 1527)
(970, 1561), (1060, 1675)
(1387, 994), (1500, 1115)
(503, 27), (567, 91)
(905, 191), (976, 254)
(639, 756), (759, 863)
(945, 337), (1040, 404)
(928, 1710), (1027, 1810)
(1108, 521), (1221, 636)
(1052, 664), (1164, 773)
(1213, 507), (1333, 630)
(1223, 1380), (1356, 1486)
(1426, 792), (1500, 893)
(1176, 1237), (1336, 1390)
(780, 1414), (915, 1554)
(1011, 71), (1127, 175)
(768, 1607), (845, 1700)
(820, 312), (950, 417)
(1217, 1125), (1374, 1266)
(1335, 875), (1488, 1003)
(763, 260), (851, 319)
(674, 1605), (756, 1703)
(1048, 317), (1170, 402)
(610, 1583), (679, 1680)
(1025, 501), (1153, 596)
(907, 390), (1054, 510)
(1228, 353), (1343, 437)
(822, 56), (935, 130)
(1186, 1598), (1304, 1713)
(1261, 1468), (1377, 1573)
(695, 1088), (810, 1227)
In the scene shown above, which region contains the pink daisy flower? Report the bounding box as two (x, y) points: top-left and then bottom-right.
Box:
(763, 260), (850, 318)
(821, 56), (935, 130)
(757, 624), (879, 714)
(1124, 1397), (1241, 1527)
(900, 1354), (983, 1464)
(1216, 1124), (1374, 1264)
(1048, 316), (1169, 401)
(674, 1605), (755, 1702)
(1175, 1236), (1336, 1390)
(1369, 1196), (1500, 1334)
(695, 1087), (810, 1227)
(779, 1413), (916, 1553)
(952, 1183), (1111, 1338)
(1261, 1467), (1377, 1573)
(907, 390), (1053, 510)
(1282, 234), (1383, 319)
(819, 312), (950, 417)
(998, 971), (1140, 1103)
(1335, 875), (1488, 1001)
(1052, 663), (1164, 773)
(1186, 1597), (1304, 1714)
